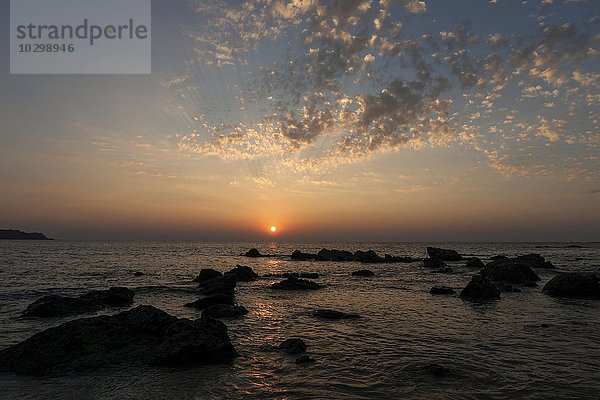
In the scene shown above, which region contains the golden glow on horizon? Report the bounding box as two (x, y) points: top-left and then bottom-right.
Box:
(270, 225), (277, 233)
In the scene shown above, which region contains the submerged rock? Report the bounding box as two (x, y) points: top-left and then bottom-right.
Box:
(384, 254), (418, 263)
(423, 257), (448, 269)
(291, 250), (317, 260)
(198, 275), (237, 296)
(460, 275), (501, 301)
(315, 248), (355, 261)
(465, 257), (485, 269)
(133, 271), (144, 277)
(271, 276), (321, 290)
(202, 304), (248, 319)
(426, 247), (463, 261)
(22, 287), (135, 318)
(193, 268), (223, 283)
(431, 267), (454, 274)
(352, 269), (375, 277)
(225, 265), (258, 281)
(313, 309), (360, 320)
(423, 363), (451, 377)
(542, 273), (600, 298)
(430, 286), (456, 295)
(481, 260), (540, 284)
(277, 338), (307, 355)
(184, 294), (233, 309)
(1, 305), (236, 375)
(295, 355), (315, 364)
(243, 248), (262, 257)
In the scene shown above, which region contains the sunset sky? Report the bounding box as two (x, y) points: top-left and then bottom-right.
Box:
(1, 0), (599, 241)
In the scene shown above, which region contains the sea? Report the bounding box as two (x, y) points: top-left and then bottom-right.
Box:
(0, 241), (599, 399)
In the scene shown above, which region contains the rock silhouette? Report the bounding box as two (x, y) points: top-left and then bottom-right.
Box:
(203, 304), (248, 319)
(0, 305), (236, 375)
(271, 276), (321, 290)
(198, 275), (237, 296)
(481, 260), (540, 284)
(423, 257), (448, 269)
(193, 268), (223, 283)
(225, 265), (258, 281)
(291, 250), (317, 260)
(542, 273), (600, 298)
(243, 248), (262, 257)
(352, 269), (375, 277)
(23, 287), (134, 318)
(277, 338), (307, 354)
(426, 247), (463, 261)
(460, 275), (501, 301)
(184, 294), (233, 309)
(0, 229), (51, 240)
(465, 257), (485, 269)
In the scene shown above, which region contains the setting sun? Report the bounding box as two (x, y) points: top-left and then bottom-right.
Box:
(270, 226), (277, 233)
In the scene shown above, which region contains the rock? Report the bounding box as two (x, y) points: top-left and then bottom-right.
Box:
(423, 363), (451, 377)
(291, 250), (317, 260)
(184, 294), (233, 309)
(384, 254), (418, 263)
(353, 250), (384, 263)
(352, 269), (375, 277)
(481, 260), (540, 284)
(274, 272), (320, 279)
(0, 229), (51, 240)
(133, 271), (144, 277)
(1, 305), (236, 375)
(426, 247), (463, 261)
(430, 286), (456, 295)
(315, 248), (355, 261)
(514, 253), (555, 269)
(490, 255), (508, 261)
(298, 272), (319, 279)
(460, 275), (501, 301)
(277, 338), (307, 355)
(295, 355), (315, 364)
(225, 265), (258, 281)
(193, 268), (223, 283)
(423, 257), (448, 269)
(271, 276), (321, 290)
(498, 284), (522, 293)
(244, 248), (262, 257)
(202, 304), (248, 319)
(431, 267), (453, 274)
(22, 287), (135, 318)
(524, 281), (538, 288)
(198, 275), (237, 296)
(542, 273), (600, 298)
(313, 309), (360, 320)
(465, 257), (485, 269)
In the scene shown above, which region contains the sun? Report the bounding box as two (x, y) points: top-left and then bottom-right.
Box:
(270, 226), (277, 233)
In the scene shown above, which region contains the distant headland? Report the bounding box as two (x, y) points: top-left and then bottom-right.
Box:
(0, 229), (52, 240)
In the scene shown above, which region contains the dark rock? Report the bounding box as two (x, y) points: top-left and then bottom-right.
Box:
(460, 275), (501, 301)
(431, 267), (453, 274)
(481, 260), (540, 284)
(352, 269), (375, 277)
(271, 276), (321, 290)
(244, 248), (262, 257)
(514, 253), (555, 269)
(430, 286), (456, 295)
(198, 275), (237, 296)
(291, 250), (317, 260)
(277, 338), (307, 354)
(298, 272), (319, 279)
(225, 265), (258, 281)
(498, 284), (522, 293)
(353, 250), (384, 263)
(465, 257), (485, 269)
(316, 248), (355, 261)
(490, 255), (508, 261)
(23, 287), (135, 318)
(275, 272), (320, 279)
(184, 294), (233, 309)
(542, 273), (600, 298)
(0, 229), (51, 240)
(295, 355), (315, 364)
(193, 268), (223, 283)
(1, 305), (236, 375)
(313, 309), (360, 320)
(423, 363), (451, 377)
(133, 271), (144, 277)
(423, 257), (448, 269)
(524, 281), (538, 288)
(426, 247), (463, 261)
(384, 254), (418, 263)
(202, 304), (248, 319)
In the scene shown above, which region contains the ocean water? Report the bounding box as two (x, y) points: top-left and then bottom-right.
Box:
(0, 241), (599, 400)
